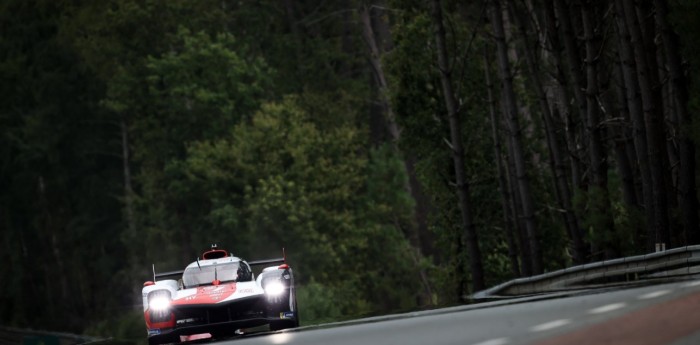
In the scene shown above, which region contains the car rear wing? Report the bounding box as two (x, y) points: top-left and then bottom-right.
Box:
(151, 248), (287, 281)
(155, 270), (185, 279)
(248, 248), (288, 267)
(247, 258), (285, 266)
(153, 258), (285, 279)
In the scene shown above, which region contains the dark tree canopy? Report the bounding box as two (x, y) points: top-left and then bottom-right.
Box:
(1, 0), (699, 340)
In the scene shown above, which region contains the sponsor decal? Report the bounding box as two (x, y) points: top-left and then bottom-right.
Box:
(176, 318), (200, 325)
(280, 311), (295, 319)
(171, 283), (236, 305)
(148, 329), (161, 336)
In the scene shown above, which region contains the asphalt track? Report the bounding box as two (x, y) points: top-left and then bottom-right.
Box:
(205, 279), (700, 345)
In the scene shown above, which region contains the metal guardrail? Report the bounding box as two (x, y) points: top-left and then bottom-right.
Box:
(473, 244), (700, 300)
(0, 327), (104, 345)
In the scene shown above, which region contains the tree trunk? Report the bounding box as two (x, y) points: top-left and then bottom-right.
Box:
(405, 156), (436, 259)
(504, 99), (532, 276)
(120, 117), (145, 301)
(360, 4), (435, 303)
(581, 0), (618, 259)
(500, 88), (531, 276)
(37, 175), (69, 316)
(282, 0), (304, 80)
(431, 0), (485, 293)
(612, 61), (641, 214)
(508, 0), (587, 264)
(543, 0), (583, 195)
(501, 7), (541, 170)
(554, 0), (588, 190)
(121, 118), (136, 239)
(613, 0), (655, 250)
(654, 0), (699, 245)
(484, 46), (521, 278)
(489, 0), (542, 275)
(623, 0), (670, 248)
(360, 5), (401, 144)
(605, 60), (642, 251)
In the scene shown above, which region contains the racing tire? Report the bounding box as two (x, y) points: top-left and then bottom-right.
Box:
(270, 294), (299, 331)
(148, 335), (178, 345)
(270, 319), (298, 331)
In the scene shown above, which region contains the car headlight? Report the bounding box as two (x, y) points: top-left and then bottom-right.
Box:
(149, 296), (171, 311)
(147, 289), (172, 312)
(265, 281), (285, 296)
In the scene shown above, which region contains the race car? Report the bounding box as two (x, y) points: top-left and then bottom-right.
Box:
(141, 244), (299, 344)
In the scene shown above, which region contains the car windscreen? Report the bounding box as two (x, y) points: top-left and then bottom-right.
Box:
(182, 262), (240, 287)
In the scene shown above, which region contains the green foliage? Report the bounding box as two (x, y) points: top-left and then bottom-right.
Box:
(0, 0), (126, 331)
(84, 310), (145, 344)
(607, 170), (646, 256)
(295, 280), (347, 325)
(5, 0), (697, 338)
(183, 97), (423, 317)
(573, 185), (628, 259)
(387, 1), (519, 296)
(143, 28), (270, 144)
(112, 26), (273, 272)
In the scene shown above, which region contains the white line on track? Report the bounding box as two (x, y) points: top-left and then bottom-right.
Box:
(530, 319), (571, 332)
(588, 302), (626, 314)
(471, 338), (510, 345)
(637, 289), (671, 300)
(683, 280), (700, 288)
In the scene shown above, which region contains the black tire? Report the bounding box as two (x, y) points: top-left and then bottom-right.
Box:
(148, 334), (178, 345)
(270, 319), (297, 331)
(269, 300), (299, 331)
(291, 295), (300, 327)
(270, 290), (299, 331)
(147, 337), (164, 345)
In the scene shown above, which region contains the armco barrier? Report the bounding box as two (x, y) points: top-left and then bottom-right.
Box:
(473, 245), (700, 300)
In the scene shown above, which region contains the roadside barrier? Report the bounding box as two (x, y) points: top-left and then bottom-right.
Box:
(473, 244), (700, 300)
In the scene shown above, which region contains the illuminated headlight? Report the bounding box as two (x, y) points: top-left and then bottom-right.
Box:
(265, 281), (285, 296)
(149, 296), (171, 311)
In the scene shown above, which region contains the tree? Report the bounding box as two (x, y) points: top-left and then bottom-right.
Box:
(654, 0), (699, 244)
(431, 0), (485, 294)
(613, 0), (655, 249)
(484, 46), (521, 277)
(581, 0), (618, 258)
(184, 97), (425, 321)
(489, 0), (542, 275)
(508, 0), (587, 264)
(623, 0), (670, 248)
(359, 2), (434, 303)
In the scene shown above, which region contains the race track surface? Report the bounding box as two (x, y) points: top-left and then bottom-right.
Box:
(203, 279), (700, 345)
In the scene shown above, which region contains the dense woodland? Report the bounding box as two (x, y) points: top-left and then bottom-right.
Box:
(2, 0), (700, 340)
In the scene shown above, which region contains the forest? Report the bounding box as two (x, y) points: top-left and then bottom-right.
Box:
(1, 0), (699, 341)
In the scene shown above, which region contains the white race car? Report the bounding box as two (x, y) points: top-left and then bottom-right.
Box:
(142, 245), (299, 344)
